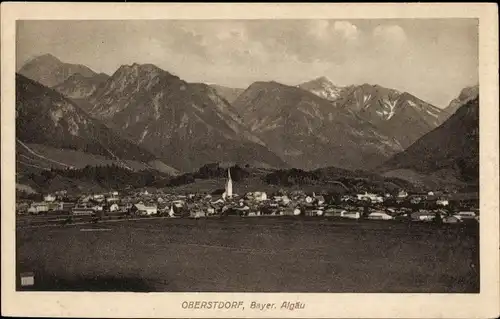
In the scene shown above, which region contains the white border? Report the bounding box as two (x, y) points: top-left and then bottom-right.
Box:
(1, 3), (499, 318)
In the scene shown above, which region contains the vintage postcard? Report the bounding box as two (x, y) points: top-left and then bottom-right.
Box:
(1, 2), (499, 318)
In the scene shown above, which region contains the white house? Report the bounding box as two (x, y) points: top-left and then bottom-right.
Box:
(357, 192), (384, 203)
(454, 211), (477, 220)
(43, 194), (56, 202)
(92, 204), (104, 212)
(324, 208), (347, 217)
(367, 211), (393, 220)
(253, 191), (268, 201)
(411, 211), (435, 222)
(132, 203), (157, 216)
(109, 203), (120, 212)
(192, 210), (205, 218)
(28, 202), (49, 214)
(207, 207), (216, 216)
(397, 190), (408, 198)
(342, 211), (361, 219)
(436, 199), (449, 206)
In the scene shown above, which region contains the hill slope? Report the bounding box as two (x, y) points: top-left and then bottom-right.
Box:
(53, 72), (110, 99)
(380, 97), (479, 189)
(16, 73), (177, 174)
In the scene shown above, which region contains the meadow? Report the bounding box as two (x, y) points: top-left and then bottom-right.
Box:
(16, 217), (479, 292)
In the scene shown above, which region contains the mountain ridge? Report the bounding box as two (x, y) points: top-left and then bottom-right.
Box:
(18, 53), (104, 87)
(15, 73), (178, 174)
(232, 80), (404, 170)
(85, 63), (288, 172)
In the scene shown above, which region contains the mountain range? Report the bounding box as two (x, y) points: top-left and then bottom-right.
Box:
(84, 63), (287, 172)
(15, 53), (479, 190)
(298, 77), (443, 148)
(232, 81), (403, 170)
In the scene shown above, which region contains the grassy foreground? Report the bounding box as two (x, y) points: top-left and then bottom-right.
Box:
(16, 217), (479, 292)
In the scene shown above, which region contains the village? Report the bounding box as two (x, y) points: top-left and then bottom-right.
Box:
(17, 168), (480, 225)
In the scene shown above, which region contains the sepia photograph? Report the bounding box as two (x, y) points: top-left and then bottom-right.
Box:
(1, 2), (499, 318)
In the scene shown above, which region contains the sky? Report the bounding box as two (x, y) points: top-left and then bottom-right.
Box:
(16, 19), (478, 107)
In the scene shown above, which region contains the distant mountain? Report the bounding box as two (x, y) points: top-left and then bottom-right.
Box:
(16, 73), (177, 174)
(381, 97), (479, 189)
(18, 54), (100, 87)
(209, 84), (245, 104)
(53, 72), (109, 99)
(232, 81), (403, 170)
(439, 85), (479, 123)
(298, 76), (348, 101)
(86, 63), (287, 172)
(331, 84), (443, 148)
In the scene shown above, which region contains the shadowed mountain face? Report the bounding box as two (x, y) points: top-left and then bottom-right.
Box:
(232, 81), (404, 170)
(18, 54), (100, 88)
(381, 97), (479, 186)
(86, 63), (287, 172)
(438, 85), (479, 123)
(16, 73), (160, 164)
(53, 72), (110, 99)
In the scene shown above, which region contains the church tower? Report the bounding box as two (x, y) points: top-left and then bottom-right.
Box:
(226, 168), (233, 198)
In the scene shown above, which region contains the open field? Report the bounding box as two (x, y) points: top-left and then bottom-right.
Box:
(16, 217), (479, 292)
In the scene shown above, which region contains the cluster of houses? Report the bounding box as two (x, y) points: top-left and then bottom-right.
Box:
(16, 169), (480, 224)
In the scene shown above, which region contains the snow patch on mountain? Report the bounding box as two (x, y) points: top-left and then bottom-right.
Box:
(298, 77), (345, 101)
(139, 126), (149, 143)
(363, 94), (371, 104)
(384, 99), (398, 120)
(426, 109), (439, 118)
(407, 100), (417, 107)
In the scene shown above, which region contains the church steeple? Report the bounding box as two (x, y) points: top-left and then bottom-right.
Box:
(226, 168), (233, 198)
